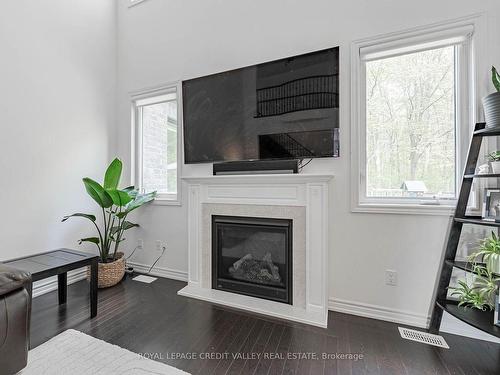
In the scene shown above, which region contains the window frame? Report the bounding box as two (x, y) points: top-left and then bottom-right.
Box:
(350, 17), (482, 215)
(131, 82), (182, 206)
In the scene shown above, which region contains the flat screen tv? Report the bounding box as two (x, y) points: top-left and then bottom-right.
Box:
(182, 47), (339, 164)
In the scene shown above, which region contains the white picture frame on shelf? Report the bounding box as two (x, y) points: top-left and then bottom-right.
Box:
(482, 188), (500, 221)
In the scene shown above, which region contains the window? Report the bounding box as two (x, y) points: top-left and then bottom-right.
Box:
(366, 46), (456, 200)
(132, 84), (181, 204)
(351, 20), (477, 214)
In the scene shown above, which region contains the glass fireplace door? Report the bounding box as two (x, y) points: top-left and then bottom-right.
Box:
(212, 215), (292, 304)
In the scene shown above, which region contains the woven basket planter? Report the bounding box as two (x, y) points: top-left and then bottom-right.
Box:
(87, 252), (125, 288)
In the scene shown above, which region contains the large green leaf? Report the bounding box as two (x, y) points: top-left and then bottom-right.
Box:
(62, 213), (96, 222)
(116, 191), (156, 218)
(111, 221), (139, 235)
(492, 66), (500, 92)
(107, 189), (133, 207)
(83, 178), (113, 208)
(78, 237), (100, 245)
(123, 186), (138, 199)
(104, 158), (122, 190)
(122, 221), (139, 230)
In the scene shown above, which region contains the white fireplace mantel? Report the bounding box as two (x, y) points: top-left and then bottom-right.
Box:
(178, 173), (333, 327)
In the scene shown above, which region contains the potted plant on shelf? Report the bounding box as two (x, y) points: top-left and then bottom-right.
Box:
(469, 231), (500, 276)
(449, 265), (499, 310)
(483, 66), (500, 128)
(62, 158), (156, 288)
(487, 151), (500, 174)
(449, 232), (500, 326)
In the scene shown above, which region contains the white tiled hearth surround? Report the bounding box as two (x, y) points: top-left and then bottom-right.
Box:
(178, 174), (333, 327)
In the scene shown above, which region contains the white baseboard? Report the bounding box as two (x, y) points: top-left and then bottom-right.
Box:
(126, 261), (188, 282)
(32, 268), (87, 298)
(328, 297), (429, 328)
(328, 298), (500, 344)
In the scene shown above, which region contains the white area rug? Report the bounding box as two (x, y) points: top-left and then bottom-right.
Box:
(21, 329), (189, 375)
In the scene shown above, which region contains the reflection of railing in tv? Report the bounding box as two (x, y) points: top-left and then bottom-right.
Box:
(260, 133), (315, 158)
(256, 74), (338, 117)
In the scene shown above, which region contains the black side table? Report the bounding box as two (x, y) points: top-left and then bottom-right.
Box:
(3, 249), (98, 318)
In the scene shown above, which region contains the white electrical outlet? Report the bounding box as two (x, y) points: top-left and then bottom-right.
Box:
(155, 240), (162, 251)
(137, 239), (144, 249)
(386, 270), (398, 286)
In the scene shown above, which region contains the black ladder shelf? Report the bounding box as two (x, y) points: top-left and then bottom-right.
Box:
(430, 122), (500, 338)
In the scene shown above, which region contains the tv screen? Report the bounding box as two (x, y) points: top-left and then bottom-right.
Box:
(182, 47), (339, 164)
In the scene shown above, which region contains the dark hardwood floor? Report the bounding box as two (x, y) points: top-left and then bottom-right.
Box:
(30, 275), (500, 375)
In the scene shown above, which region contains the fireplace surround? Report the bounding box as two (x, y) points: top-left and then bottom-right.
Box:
(212, 215), (293, 304)
(179, 173), (332, 327)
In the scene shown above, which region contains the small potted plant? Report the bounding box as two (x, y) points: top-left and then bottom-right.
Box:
(62, 158), (156, 288)
(483, 66), (500, 128)
(450, 232), (500, 326)
(449, 264), (499, 312)
(469, 231), (500, 276)
(487, 151), (500, 174)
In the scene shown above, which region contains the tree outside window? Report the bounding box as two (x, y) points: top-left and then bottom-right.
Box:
(365, 46), (456, 200)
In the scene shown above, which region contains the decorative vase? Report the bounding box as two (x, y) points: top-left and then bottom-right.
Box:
(487, 256), (500, 276)
(491, 161), (500, 174)
(483, 92), (500, 128)
(87, 252), (125, 288)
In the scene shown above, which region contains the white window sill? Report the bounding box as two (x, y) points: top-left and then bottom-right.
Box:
(152, 198), (181, 206)
(352, 202), (456, 216)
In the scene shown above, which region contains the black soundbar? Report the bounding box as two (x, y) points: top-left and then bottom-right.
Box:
(213, 159), (299, 175)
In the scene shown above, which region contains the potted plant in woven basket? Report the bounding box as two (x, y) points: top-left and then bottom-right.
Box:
(62, 158), (156, 288)
(483, 66), (500, 128)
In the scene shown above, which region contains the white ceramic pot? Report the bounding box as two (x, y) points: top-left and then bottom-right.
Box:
(491, 161), (500, 174)
(483, 92), (500, 128)
(487, 256), (500, 276)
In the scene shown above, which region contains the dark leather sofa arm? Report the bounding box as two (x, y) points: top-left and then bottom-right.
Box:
(0, 264), (31, 296)
(0, 263), (32, 375)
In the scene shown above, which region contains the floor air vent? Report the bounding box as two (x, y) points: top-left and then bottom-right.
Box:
(398, 327), (449, 349)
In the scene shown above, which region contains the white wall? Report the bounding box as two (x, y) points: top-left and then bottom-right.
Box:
(116, 0), (500, 340)
(0, 0), (117, 261)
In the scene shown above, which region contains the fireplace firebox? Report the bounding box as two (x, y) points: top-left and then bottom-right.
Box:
(212, 215), (292, 304)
